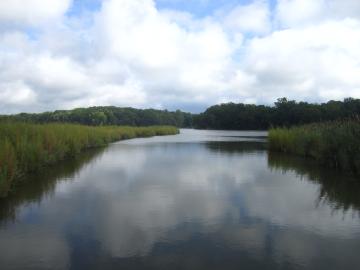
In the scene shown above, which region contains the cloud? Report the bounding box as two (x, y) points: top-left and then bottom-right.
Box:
(0, 0), (360, 113)
(223, 0), (270, 34)
(0, 0), (244, 113)
(0, 0), (72, 26)
(276, 0), (360, 28)
(0, 81), (36, 106)
(243, 19), (360, 102)
(94, 0), (236, 103)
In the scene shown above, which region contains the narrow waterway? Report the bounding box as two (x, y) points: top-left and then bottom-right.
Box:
(1, 129), (359, 270)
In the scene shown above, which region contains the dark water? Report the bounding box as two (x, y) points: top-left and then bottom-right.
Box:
(1, 129), (360, 270)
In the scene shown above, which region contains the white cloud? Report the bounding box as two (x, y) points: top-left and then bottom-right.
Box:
(276, 0), (360, 28)
(243, 19), (360, 102)
(92, 0), (239, 107)
(0, 0), (72, 26)
(275, 0), (324, 28)
(224, 0), (270, 34)
(0, 81), (36, 105)
(0, 0), (360, 113)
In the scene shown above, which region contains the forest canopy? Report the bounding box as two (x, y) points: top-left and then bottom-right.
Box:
(0, 107), (193, 128)
(193, 98), (360, 130)
(1, 98), (360, 130)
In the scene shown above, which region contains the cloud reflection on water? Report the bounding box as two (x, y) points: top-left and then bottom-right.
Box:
(0, 130), (359, 269)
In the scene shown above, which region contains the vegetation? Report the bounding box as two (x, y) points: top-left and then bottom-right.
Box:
(2, 106), (193, 127)
(194, 97), (360, 130)
(268, 119), (360, 175)
(0, 122), (179, 197)
(0, 147), (105, 223)
(2, 97), (360, 130)
(1, 97), (359, 194)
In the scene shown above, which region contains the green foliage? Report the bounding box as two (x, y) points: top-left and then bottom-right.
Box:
(0, 139), (16, 197)
(2, 97), (360, 130)
(0, 123), (179, 197)
(193, 97), (360, 130)
(3, 106), (193, 128)
(268, 120), (360, 175)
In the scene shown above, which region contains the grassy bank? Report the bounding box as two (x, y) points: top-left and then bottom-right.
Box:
(268, 120), (360, 175)
(0, 123), (178, 197)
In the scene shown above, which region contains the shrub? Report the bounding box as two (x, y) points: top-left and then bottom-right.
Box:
(0, 122), (179, 197)
(269, 120), (360, 175)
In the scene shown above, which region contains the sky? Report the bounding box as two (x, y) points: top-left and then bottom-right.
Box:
(0, 0), (360, 114)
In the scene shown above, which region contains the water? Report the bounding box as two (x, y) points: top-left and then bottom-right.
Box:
(1, 129), (360, 270)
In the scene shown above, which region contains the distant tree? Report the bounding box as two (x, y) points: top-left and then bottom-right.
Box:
(5, 97), (360, 130)
(6, 106), (193, 128)
(193, 97), (360, 130)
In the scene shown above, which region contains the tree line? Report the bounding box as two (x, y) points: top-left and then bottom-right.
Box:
(193, 98), (360, 130)
(1, 106), (193, 128)
(1, 98), (360, 130)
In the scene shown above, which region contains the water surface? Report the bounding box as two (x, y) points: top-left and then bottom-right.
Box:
(1, 129), (360, 270)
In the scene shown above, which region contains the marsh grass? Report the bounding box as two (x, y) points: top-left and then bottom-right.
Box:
(268, 120), (360, 175)
(0, 122), (178, 197)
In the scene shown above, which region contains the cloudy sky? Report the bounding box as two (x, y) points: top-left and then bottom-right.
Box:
(0, 0), (360, 114)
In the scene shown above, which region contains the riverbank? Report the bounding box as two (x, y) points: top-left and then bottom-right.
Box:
(268, 120), (360, 175)
(0, 123), (179, 197)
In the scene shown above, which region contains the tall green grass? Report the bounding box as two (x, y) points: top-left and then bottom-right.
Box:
(268, 120), (360, 175)
(0, 122), (178, 197)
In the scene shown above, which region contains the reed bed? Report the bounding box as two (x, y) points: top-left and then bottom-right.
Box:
(268, 120), (360, 175)
(0, 122), (178, 197)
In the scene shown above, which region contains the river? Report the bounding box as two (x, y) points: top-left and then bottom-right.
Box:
(0, 129), (360, 270)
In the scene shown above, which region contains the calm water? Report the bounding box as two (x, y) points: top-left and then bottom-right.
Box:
(1, 129), (360, 270)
